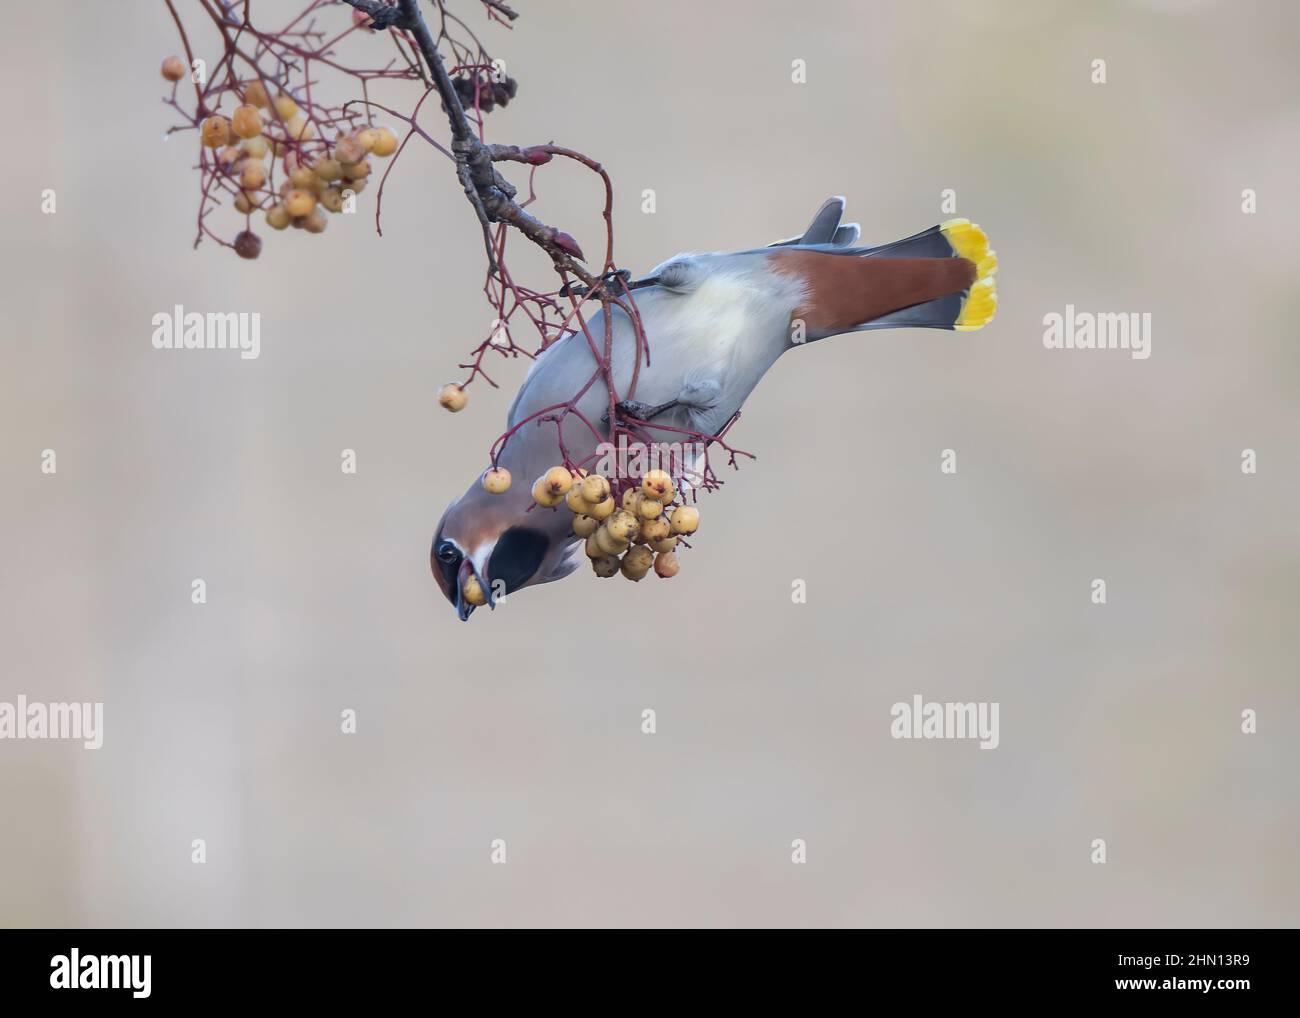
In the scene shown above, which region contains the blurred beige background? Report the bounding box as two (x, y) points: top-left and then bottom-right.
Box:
(1, 0), (1297, 927)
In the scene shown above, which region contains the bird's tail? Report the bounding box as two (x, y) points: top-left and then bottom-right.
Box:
(853, 219), (998, 332)
(770, 218), (998, 338)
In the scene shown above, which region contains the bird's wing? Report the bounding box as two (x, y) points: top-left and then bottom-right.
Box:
(767, 196), (859, 248)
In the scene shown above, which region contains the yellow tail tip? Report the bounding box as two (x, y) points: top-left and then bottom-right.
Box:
(943, 219), (997, 331)
(941, 218), (986, 259)
(955, 277), (997, 332)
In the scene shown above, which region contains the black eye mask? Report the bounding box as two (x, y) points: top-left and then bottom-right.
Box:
(486, 527), (549, 595)
(432, 538), (461, 601)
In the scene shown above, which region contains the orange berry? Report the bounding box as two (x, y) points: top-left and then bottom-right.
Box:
(438, 384), (468, 412)
(239, 162), (266, 190)
(231, 104), (262, 139)
(244, 81), (270, 108)
(161, 56), (186, 82)
(201, 116), (229, 148)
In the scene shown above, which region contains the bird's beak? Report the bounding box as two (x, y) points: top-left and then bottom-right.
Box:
(455, 559), (476, 621)
(454, 558), (496, 621)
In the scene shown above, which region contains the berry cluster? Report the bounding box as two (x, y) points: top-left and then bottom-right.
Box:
(451, 71), (517, 113)
(168, 58), (399, 258)
(478, 466), (698, 587)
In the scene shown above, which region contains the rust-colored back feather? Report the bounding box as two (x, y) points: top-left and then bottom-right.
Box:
(769, 249), (976, 334)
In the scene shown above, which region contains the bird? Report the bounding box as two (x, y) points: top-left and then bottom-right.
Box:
(431, 197), (997, 619)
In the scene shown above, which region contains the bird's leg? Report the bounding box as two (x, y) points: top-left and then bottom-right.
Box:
(604, 398), (680, 423)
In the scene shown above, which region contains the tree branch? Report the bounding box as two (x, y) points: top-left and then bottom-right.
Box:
(341, 0), (594, 283)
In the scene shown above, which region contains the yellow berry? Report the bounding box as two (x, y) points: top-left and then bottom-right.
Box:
(356, 127), (380, 152)
(637, 499), (663, 521)
(273, 93), (299, 120)
(641, 469), (674, 502)
(648, 536), (678, 554)
(233, 191), (255, 214)
(313, 157), (343, 182)
(239, 162), (266, 190)
(285, 114), (314, 141)
(161, 56), (186, 82)
(462, 573), (487, 606)
(482, 467), (511, 494)
(640, 517), (671, 544)
(580, 474), (610, 504)
(265, 205), (291, 230)
(370, 126), (399, 157)
(532, 477), (563, 508)
(340, 160), (371, 180)
(201, 115), (229, 148)
(334, 134), (365, 164)
(289, 166), (319, 190)
(584, 533), (604, 559)
(606, 510), (639, 543)
(587, 496), (615, 520)
(284, 189), (316, 217)
(438, 383), (468, 412)
(572, 514), (599, 538)
(669, 505), (699, 535)
(565, 487), (593, 514)
(621, 488), (644, 512)
(653, 551), (680, 578)
(542, 466), (573, 497)
(595, 525), (629, 556)
(302, 208), (328, 234)
(239, 135), (269, 159)
(232, 104), (262, 139)
(317, 187), (343, 213)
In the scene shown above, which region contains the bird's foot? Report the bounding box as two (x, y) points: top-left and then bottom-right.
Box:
(604, 398), (680, 424)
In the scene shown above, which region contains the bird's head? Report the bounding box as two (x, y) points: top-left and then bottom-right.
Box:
(431, 480), (569, 620)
